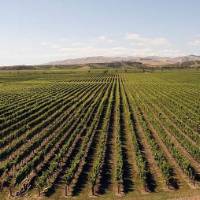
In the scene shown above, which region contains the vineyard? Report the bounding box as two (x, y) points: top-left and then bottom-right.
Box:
(0, 69), (199, 200)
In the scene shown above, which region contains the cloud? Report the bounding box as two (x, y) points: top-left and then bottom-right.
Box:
(189, 36), (200, 46)
(58, 46), (182, 58)
(125, 33), (170, 47)
(40, 42), (49, 46)
(96, 36), (114, 43)
(37, 33), (184, 60)
(58, 46), (139, 58)
(40, 41), (60, 49)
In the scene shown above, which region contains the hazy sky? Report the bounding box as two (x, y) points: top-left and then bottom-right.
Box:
(0, 0), (200, 65)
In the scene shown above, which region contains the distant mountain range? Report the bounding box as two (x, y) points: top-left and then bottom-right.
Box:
(0, 55), (200, 70)
(46, 55), (200, 66)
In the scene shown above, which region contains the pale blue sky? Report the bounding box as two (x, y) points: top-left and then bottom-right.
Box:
(0, 0), (200, 65)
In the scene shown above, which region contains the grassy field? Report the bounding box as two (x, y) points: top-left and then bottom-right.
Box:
(0, 69), (199, 200)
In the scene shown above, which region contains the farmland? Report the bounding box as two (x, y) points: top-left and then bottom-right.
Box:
(0, 69), (199, 200)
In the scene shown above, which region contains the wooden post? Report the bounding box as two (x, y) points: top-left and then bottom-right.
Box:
(65, 184), (70, 196)
(117, 184), (120, 194)
(9, 186), (13, 197)
(91, 185), (95, 196)
(38, 188), (41, 197)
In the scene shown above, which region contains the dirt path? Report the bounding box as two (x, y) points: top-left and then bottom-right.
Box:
(136, 90), (200, 184)
(136, 120), (168, 192)
(155, 112), (200, 174)
(142, 110), (196, 189)
(120, 79), (142, 193)
(98, 82), (116, 194)
(122, 112), (137, 192)
(161, 106), (199, 146)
